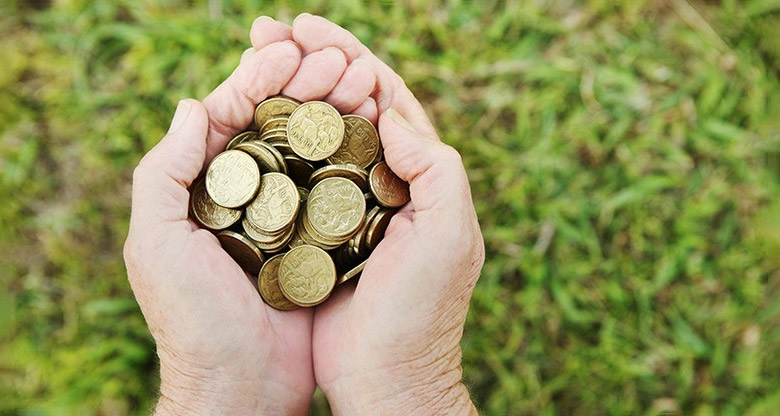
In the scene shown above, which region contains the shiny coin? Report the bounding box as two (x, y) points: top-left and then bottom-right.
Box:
(287, 101), (345, 161)
(226, 131), (260, 150)
(244, 220), (296, 253)
(234, 141), (284, 174)
(206, 150), (261, 208)
(216, 230), (265, 276)
(365, 208), (395, 251)
(336, 259), (367, 285)
(307, 177), (366, 240)
(278, 245), (337, 307)
(327, 115), (380, 168)
(260, 116), (289, 133)
(258, 254), (299, 310)
(369, 161), (410, 208)
(297, 186), (310, 203)
(309, 164), (368, 191)
(189, 178), (241, 230)
(255, 96), (300, 130)
(246, 172), (300, 234)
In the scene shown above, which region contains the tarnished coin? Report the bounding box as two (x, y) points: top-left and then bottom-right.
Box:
(278, 245), (337, 307)
(226, 131), (260, 150)
(369, 161), (410, 208)
(336, 259), (367, 285)
(255, 96), (300, 130)
(308, 164), (368, 191)
(307, 177), (366, 240)
(287, 101), (345, 161)
(327, 115), (380, 168)
(365, 208), (395, 251)
(216, 230), (265, 276)
(189, 178), (241, 230)
(258, 254), (299, 310)
(246, 173), (300, 234)
(206, 150), (261, 208)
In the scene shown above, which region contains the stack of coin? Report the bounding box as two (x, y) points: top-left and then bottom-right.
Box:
(189, 96), (411, 310)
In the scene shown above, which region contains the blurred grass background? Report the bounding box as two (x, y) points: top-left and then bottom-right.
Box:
(2, 0), (780, 414)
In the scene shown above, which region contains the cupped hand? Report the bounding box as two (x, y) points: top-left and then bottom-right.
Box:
(123, 17), (377, 414)
(270, 14), (483, 414)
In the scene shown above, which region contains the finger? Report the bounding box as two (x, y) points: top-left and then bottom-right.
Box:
(281, 46), (347, 102)
(378, 109), (471, 214)
(350, 97), (378, 125)
(202, 40), (301, 162)
(323, 57), (376, 113)
(239, 47), (255, 64)
(249, 16), (293, 49)
(130, 99), (209, 233)
(292, 13), (436, 137)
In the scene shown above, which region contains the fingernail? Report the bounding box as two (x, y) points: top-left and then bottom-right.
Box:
(385, 108), (415, 132)
(169, 100), (192, 134)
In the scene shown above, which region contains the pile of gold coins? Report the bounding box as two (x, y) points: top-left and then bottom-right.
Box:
(189, 97), (410, 310)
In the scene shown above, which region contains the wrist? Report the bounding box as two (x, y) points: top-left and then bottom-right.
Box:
(156, 356), (311, 415)
(322, 365), (476, 415)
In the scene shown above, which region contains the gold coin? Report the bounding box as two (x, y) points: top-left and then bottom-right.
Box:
(244, 219), (296, 253)
(365, 208), (394, 251)
(307, 177), (366, 240)
(285, 155), (315, 186)
(189, 178), (241, 230)
(242, 216), (288, 242)
(297, 186), (310, 204)
(369, 161), (410, 208)
(216, 230), (265, 276)
(278, 245), (336, 307)
(255, 96), (300, 130)
(261, 132), (289, 143)
(234, 141), (284, 174)
(326, 115), (379, 168)
(308, 164), (368, 191)
(226, 131), (260, 150)
(260, 116), (289, 133)
(258, 141), (289, 176)
(287, 101), (345, 161)
(336, 259), (367, 285)
(206, 150), (261, 208)
(270, 141), (295, 155)
(261, 127), (288, 137)
(246, 172), (300, 234)
(257, 254), (299, 310)
(351, 205), (380, 255)
(301, 206), (346, 248)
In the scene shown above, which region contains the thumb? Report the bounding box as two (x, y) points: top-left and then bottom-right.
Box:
(378, 108), (472, 214)
(129, 99), (209, 233)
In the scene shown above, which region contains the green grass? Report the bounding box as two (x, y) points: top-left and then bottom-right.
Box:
(2, 0), (780, 414)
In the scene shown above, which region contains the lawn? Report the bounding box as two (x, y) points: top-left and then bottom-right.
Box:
(2, 0), (780, 414)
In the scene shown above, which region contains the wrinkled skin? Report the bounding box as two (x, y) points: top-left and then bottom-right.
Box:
(123, 14), (483, 415)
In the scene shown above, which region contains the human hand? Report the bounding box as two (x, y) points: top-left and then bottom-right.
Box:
(259, 14), (483, 414)
(123, 17), (377, 414)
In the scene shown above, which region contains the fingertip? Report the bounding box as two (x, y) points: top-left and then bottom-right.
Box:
(351, 97), (378, 124)
(250, 16), (293, 49)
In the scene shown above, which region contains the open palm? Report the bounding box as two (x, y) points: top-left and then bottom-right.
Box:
(124, 17), (379, 414)
(248, 15), (484, 413)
